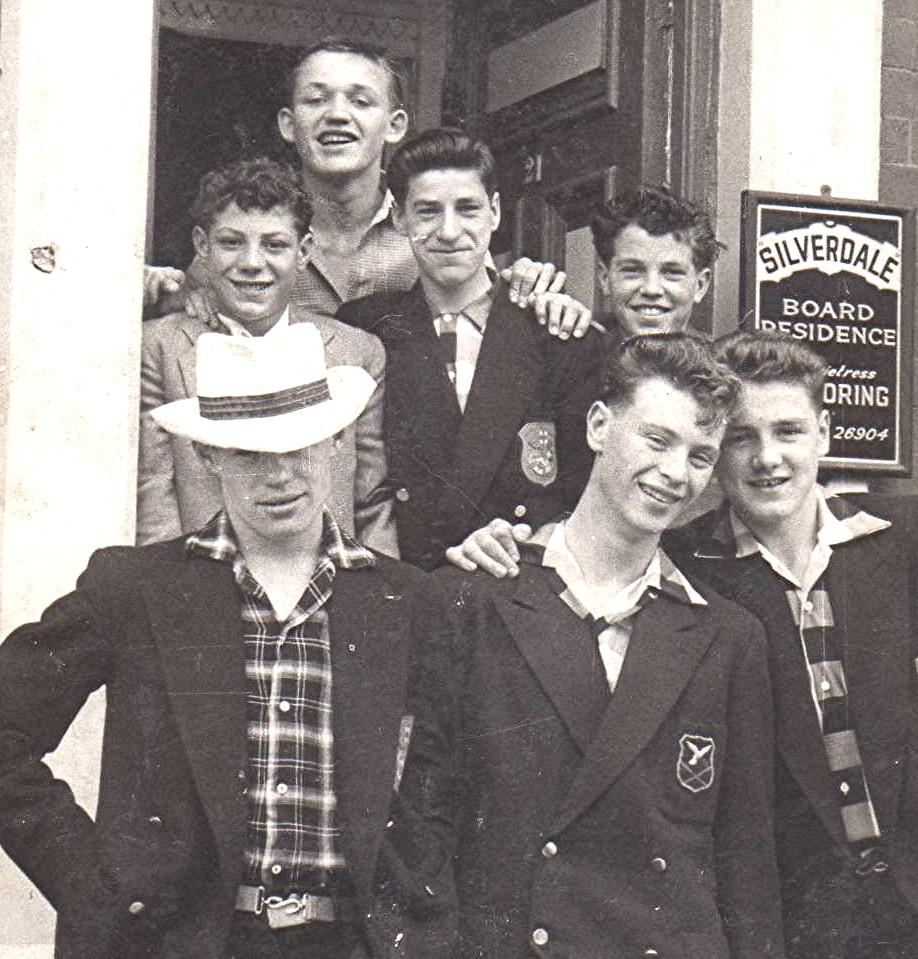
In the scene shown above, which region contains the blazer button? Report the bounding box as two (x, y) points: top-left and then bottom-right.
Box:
(541, 840), (558, 858)
(649, 856), (667, 873)
(395, 487), (410, 503)
(513, 504), (527, 519)
(531, 927), (549, 947)
(643, 949), (660, 958)
(148, 815), (163, 828)
(128, 901), (146, 917)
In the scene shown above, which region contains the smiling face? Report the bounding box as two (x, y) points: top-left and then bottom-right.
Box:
(716, 380), (830, 539)
(204, 440), (333, 547)
(598, 224), (711, 336)
(277, 50), (408, 180)
(585, 376), (723, 547)
(192, 202), (306, 336)
(393, 167), (499, 299)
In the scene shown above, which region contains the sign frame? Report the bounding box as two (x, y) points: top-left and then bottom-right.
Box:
(740, 190), (915, 476)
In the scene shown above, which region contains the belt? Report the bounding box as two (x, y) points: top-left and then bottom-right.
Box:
(235, 884), (337, 929)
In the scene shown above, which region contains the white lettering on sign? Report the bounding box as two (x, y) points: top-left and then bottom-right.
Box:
(759, 318), (898, 348)
(782, 298), (875, 322)
(757, 222), (900, 292)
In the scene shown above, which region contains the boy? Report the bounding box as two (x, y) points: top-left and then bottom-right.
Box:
(138, 157), (396, 554)
(337, 128), (600, 569)
(402, 334), (784, 957)
(671, 331), (918, 959)
(0, 326), (444, 958)
(146, 40), (566, 323)
(446, 185), (725, 574)
(592, 184), (719, 339)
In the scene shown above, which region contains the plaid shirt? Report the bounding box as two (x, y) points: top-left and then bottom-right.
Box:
(186, 509), (375, 890)
(293, 190), (419, 319)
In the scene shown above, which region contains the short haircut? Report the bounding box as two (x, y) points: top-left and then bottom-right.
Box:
(281, 39), (407, 110)
(713, 330), (827, 410)
(591, 185), (722, 272)
(190, 158), (312, 237)
(387, 128), (498, 207)
(599, 332), (741, 429)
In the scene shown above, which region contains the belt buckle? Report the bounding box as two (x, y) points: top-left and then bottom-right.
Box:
(264, 893), (324, 929)
(854, 846), (890, 877)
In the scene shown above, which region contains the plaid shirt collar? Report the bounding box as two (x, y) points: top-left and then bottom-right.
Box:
(525, 520), (707, 617)
(694, 486), (891, 561)
(186, 509), (375, 601)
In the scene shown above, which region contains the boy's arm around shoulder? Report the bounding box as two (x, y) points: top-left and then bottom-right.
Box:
(709, 598), (786, 958)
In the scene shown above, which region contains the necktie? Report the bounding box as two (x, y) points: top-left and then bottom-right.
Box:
(435, 312), (458, 384)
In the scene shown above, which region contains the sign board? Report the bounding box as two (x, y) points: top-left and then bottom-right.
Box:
(741, 191), (914, 474)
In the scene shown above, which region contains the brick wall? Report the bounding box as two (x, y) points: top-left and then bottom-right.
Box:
(877, 0), (918, 492)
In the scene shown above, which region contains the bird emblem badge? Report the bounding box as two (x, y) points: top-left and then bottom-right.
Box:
(677, 732), (716, 792)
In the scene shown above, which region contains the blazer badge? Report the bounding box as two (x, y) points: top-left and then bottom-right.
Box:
(677, 732), (716, 793)
(518, 421), (558, 486)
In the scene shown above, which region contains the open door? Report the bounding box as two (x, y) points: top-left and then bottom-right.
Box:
(444, 0), (720, 328)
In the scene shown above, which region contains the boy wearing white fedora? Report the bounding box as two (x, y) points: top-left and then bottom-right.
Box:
(138, 157), (397, 556)
(0, 324), (450, 958)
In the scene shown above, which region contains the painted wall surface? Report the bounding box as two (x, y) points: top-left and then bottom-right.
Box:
(748, 0), (882, 200)
(0, 0), (153, 952)
(713, 0), (884, 332)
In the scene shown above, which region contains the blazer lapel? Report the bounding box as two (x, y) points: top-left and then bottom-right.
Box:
(290, 307), (336, 349)
(175, 317), (205, 397)
(552, 596), (715, 833)
(141, 555), (248, 889)
(452, 297), (542, 513)
(726, 557), (848, 847)
(327, 565), (413, 897)
(401, 287), (462, 412)
(494, 566), (610, 752)
(389, 287), (463, 440)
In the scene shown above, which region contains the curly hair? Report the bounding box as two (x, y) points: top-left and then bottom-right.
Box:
(600, 332), (741, 428)
(190, 158), (312, 237)
(713, 330), (827, 411)
(591, 185), (723, 271)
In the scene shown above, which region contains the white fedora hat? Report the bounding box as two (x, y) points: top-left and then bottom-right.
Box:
(151, 323), (376, 453)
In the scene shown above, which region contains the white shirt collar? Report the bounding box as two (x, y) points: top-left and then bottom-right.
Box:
(217, 306), (291, 339)
(728, 486), (878, 590)
(542, 521), (705, 622)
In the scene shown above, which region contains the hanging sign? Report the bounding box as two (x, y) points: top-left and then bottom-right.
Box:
(741, 191), (914, 474)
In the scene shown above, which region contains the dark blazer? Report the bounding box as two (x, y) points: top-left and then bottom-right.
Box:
(138, 308), (397, 555)
(0, 538), (448, 959)
(667, 494), (918, 958)
(338, 285), (603, 569)
(400, 561), (785, 958)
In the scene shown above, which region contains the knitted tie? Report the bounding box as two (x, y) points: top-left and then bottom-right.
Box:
(789, 580), (884, 868)
(435, 312), (458, 384)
